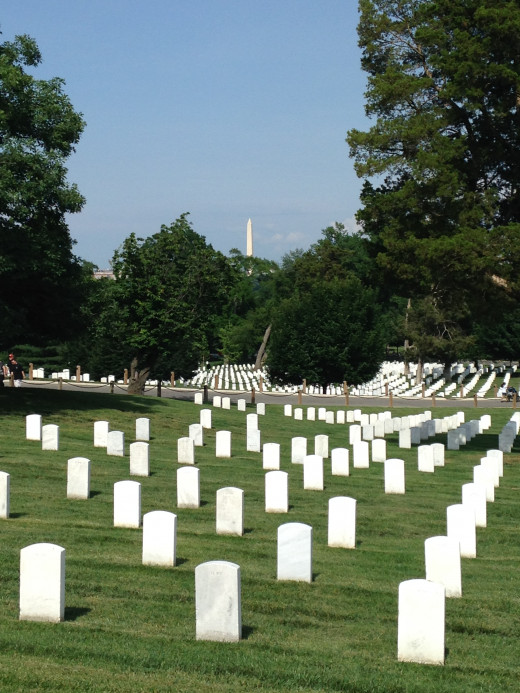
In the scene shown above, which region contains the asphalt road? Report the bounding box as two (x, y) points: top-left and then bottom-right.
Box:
(14, 379), (515, 410)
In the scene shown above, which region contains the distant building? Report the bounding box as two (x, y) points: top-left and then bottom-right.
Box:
(93, 269), (115, 280)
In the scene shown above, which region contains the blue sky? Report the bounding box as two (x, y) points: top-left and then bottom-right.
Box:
(3, 1), (369, 268)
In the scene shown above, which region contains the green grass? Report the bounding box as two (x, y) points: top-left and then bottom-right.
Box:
(0, 388), (519, 691)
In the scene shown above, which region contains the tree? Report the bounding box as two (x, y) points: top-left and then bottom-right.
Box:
(347, 1), (520, 367)
(0, 33), (86, 346)
(109, 215), (234, 393)
(267, 277), (385, 390)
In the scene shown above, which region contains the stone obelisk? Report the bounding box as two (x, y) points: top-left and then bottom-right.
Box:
(246, 218), (253, 257)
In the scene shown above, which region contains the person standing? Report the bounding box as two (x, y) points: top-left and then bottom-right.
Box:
(11, 360), (24, 388)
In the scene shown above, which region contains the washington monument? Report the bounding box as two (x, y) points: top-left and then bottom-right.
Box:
(246, 218), (253, 257)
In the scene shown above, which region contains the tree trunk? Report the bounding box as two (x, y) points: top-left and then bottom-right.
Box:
(127, 357), (151, 395)
(254, 324), (271, 370)
(403, 297), (411, 376)
(415, 358), (423, 387)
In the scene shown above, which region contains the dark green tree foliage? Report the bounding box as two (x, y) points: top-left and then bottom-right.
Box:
(109, 215), (234, 392)
(267, 224), (386, 389)
(347, 0), (520, 363)
(219, 250), (279, 363)
(0, 34), (86, 346)
(268, 277), (385, 389)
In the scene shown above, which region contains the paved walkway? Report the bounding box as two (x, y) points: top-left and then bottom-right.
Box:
(16, 379), (515, 410)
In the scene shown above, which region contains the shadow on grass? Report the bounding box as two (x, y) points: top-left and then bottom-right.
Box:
(65, 606), (91, 622)
(9, 512), (28, 518)
(89, 491), (102, 498)
(241, 625), (255, 640)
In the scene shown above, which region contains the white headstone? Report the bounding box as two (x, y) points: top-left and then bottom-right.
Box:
(486, 449), (503, 477)
(399, 428), (411, 449)
(195, 561), (241, 642)
(237, 398), (246, 412)
(216, 487), (244, 535)
(432, 443), (445, 467)
(194, 392), (203, 405)
(446, 504), (476, 558)
(19, 543), (65, 622)
(349, 424), (362, 446)
(353, 440), (369, 469)
(67, 457), (90, 499)
(480, 457), (500, 487)
(26, 414), (42, 441)
(294, 408), (303, 421)
(306, 407), (316, 421)
(424, 536), (461, 598)
(216, 431), (232, 458)
(200, 409), (212, 429)
(384, 458), (405, 495)
(189, 423), (204, 447)
(0, 471), (10, 518)
(328, 496), (356, 549)
(371, 438), (387, 463)
(107, 430), (124, 457)
(142, 510), (177, 566)
(362, 424), (374, 441)
(130, 442), (150, 476)
(42, 424), (59, 451)
(263, 442), (280, 470)
(257, 403), (266, 415)
(291, 437), (307, 464)
(246, 429), (261, 452)
(246, 413), (258, 431)
(265, 471), (289, 513)
(473, 465), (494, 502)
(336, 410), (346, 424)
(94, 420), (110, 448)
(113, 480), (141, 528)
(177, 437), (195, 465)
(222, 397), (231, 410)
(331, 448), (349, 476)
(284, 404), (292, 417)
(461, 482), (486, 528)
(277, 523), (312, 583)
(135, 417), (150, 441)
(314, 434), (329, 458)
(213, 395), (222, 408)
(303, 455), (324, 490)
(177, 466), (200, 508)
(397, 579), (445, 665)
(418, 445), (434, 473)
(325, 411), (335, 424)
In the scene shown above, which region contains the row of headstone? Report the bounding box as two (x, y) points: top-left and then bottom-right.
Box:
(397, 445), (503, 665)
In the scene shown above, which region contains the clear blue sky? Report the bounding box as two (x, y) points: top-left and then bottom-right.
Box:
(3, 1), (369, 268)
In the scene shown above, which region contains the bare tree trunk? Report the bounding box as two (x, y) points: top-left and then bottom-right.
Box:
(254, 324), (271, 370)
(127, 356), (151, 395)
(404, 297), (411, 376)
(415, 358), (423, 387)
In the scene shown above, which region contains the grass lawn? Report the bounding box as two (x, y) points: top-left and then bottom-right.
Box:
(0, 387), (519, 692)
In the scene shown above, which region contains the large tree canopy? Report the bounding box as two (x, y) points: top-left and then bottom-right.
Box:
(0, 33), (86, 346)
(347, 0), (520, 364)
(267, 276), (385, 390)
(109, 215), (235, 393)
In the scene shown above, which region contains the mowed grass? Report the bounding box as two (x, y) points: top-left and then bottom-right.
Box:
(0, 387), (519, 692)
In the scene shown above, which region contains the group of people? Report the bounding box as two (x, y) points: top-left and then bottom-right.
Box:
(498, 381), (518, 402)
(0, 353), (24, 388)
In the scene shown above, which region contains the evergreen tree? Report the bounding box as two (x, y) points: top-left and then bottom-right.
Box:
(347, 0), (520, 364)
